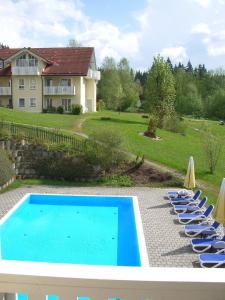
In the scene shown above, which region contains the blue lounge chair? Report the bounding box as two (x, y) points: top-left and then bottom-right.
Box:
(191, 235), (225, 253)
(178, 205), (214, 224)
(199, 249), (225, 268)
(170, 190), (202, 205)
(167, 189), (191, 199)
(173, 197), (207, 214)
(184, 221), (220, 237)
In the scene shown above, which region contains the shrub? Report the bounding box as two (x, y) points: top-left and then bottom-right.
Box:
(202, 126), (223, 174)
(144, 114), (158, 138)
(71, 104), (83, 115)
(85, 129), (127, 172)
(47, 106), (57, 113)
(163, 115), (187, 135)
(42, 108), (48, 113)
(35, 156), (96, 181)
(0, 149), (14, 186)
(97, 100), (106, 111)
(57, 106), (64, 114)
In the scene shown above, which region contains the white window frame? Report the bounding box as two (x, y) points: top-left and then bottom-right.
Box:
(19, 98), (25, 107)
(29, 79), (36, 90)
(30, 98), (36, 107)
(18, 79), (24, 90)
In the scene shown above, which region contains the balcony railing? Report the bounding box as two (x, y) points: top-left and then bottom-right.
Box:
(0, 262), (224, 300)
(0, 87), (11, 96)
(44, 86), (76, 96)
(12, 66), (39, 75)
(87, 69), (101, 80)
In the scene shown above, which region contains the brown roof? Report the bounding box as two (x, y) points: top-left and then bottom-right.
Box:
(0, 47), (94, 76)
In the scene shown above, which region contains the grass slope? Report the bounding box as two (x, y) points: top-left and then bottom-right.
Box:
(1, 108), (224, 201)
(0, 107), (82, 131)
(83, 111), (225, 198)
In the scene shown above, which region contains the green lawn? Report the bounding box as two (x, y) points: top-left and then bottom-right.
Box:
(82, 111), (225, 201)
(1, 107), (224, 202)
(0, 107), (82, 131)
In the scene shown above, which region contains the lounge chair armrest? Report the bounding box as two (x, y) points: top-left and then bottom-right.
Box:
(216, 248), (225, 254)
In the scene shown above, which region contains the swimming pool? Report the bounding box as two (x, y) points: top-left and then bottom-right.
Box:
(0, 193), (148, 267)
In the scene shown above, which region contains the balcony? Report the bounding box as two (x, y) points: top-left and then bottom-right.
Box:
(0, 87), (11, 96)
(12, 59), (39, 75)
(44, 86), (76, 96)
(0, 263), (224, 300)
(87, 69), (101, 80)
(12, 66), (39, 75)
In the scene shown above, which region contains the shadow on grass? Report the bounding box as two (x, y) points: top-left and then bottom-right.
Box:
(93, 117), (148, 126)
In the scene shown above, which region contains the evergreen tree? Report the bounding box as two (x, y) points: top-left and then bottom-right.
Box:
(166, 57), (174, 73)
(186, 60), (193, 73)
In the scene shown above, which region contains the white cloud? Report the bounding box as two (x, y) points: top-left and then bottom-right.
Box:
(77, 21), (140, 61)
(194, 0), (211, 8)
(203, 30), (225, 56)
(160, 46), (187, 62)
(191, 23), (211, 34)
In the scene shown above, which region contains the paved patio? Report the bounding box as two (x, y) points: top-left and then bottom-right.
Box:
(0, 186), (199, 267)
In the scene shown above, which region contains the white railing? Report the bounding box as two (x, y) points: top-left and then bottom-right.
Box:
(44, 86), (76, 96)
(15, 59), (38, 67)
(87, 69), (101, 81)
(0, 261), (224, 300)
(0, 87), (11, 96)
(12, 66), (39, 75)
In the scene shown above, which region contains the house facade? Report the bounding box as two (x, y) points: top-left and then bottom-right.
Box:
(0, 47), (100, 113)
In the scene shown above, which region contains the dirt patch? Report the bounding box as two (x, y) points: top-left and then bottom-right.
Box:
(120, 162), (181, 186)
(128, 163), (172, 185)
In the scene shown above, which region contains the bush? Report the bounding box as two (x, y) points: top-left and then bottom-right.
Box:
(85, 129), (127, 172)
(0, 149), (14, 186)
(35, 156), (96, 181)
(97, 100), (106, 111)
(144, 114), (158, 138)
(46, 106), (57, 113)
(71, 104), (83, 115)
(57, 106), (64, 114)
(163, 115), (187, 135)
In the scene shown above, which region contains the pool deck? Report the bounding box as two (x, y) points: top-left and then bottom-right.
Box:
(0, 186), (199, 268)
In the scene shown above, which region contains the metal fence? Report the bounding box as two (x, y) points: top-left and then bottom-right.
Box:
(0, 121), (86, 152)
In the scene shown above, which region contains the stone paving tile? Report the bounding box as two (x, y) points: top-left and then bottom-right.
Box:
(0, 186), (199, 268)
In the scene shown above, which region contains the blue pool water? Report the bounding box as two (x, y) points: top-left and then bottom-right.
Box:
(0, 194), (141, 266)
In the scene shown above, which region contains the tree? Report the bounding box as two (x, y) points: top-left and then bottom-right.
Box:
(0, 43), (9, 49)
(67, 39), (82, 47)
(97, 57), (123, 110)
(203, 126), (223, 174)
(117, 58), (139, 111)
(144, 55), (176, 127)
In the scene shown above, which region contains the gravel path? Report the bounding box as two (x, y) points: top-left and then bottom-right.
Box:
(0, 186), (199, 267)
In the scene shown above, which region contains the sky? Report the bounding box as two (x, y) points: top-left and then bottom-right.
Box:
(1, 0), (225, 70)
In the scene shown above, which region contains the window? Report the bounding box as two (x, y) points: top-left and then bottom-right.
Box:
(60, 79), (71, 87)
(46, 98), (52, 109)
(19, 98), (25, 107)
(62, 99), (71, 112)
(29, 79), (36, 90)
(30, 98), (36, 107)
(18, 79), (24, 90)
(46, 79), (53, 87)
(28, 54), (38, 66)
(0, 60), (3, 69)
